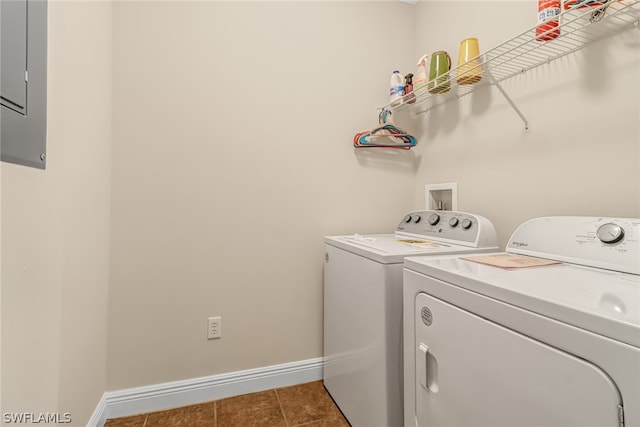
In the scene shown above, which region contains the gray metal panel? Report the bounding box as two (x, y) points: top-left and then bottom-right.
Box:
(1, 0), (47, 169)
(1, 0), (28, 112)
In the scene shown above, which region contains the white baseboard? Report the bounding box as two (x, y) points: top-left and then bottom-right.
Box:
(88, 357), (323, 426)
(87, 394), (107, 427)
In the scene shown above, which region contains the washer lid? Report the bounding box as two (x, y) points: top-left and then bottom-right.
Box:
(325, 234), (497, 264)
(404, 254), (640, 348)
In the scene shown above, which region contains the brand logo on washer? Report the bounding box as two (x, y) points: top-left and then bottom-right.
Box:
(511, 241), (529, 247)
(421, 307), (433, 326)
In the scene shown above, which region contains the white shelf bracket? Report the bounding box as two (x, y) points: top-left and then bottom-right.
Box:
(486, 69), (529, 131)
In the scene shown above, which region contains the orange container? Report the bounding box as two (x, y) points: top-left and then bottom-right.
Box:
(536, 0), (561, 41)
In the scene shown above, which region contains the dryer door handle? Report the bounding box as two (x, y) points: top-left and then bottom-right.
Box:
(418, 343), (439, 393)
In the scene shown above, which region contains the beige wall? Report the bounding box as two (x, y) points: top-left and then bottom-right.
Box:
(108, 0), (639, 392)
(1, 1), (112, 425)
(107, 1), (417, 389)
(410, 1), (639, 246)
(0, 139), (2, 420)
(2, 0), (638, 422)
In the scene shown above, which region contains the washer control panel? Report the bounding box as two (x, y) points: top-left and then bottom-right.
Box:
(507, 216), (640, 275)
(396, 210), (496, 246)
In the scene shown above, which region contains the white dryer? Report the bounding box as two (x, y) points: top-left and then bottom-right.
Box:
(403, 216), (640, 427)
(324, 210), (499, 427)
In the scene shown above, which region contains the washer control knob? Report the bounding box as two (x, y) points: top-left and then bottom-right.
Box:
(449, 217), (459, 228)
(404, 215), (412, 223)
(428, 213), (440, 226)
(461, 218), (473, 230)
(597, 223), (625, 244)
(413, 215), (422, 224)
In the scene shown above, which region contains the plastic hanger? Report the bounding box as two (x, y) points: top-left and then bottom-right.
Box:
(353, 110), (417, 149)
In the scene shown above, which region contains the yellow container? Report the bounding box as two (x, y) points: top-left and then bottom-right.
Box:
(456, 38), (482, 85)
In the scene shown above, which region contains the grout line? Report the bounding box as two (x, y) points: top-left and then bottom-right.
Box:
(290, 420), (328, 427)
(273, 389), (290, 427)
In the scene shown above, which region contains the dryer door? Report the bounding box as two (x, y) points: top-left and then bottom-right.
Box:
(413, 292), (622, 427)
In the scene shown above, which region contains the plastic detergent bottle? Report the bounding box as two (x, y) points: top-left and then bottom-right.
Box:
(389, 71), (405, 105)
(414, 55), (428, 92)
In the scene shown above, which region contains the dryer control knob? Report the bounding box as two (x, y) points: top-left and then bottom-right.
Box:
(597, 223), (625, 244)
(404, 215), (412, 223)
(461, 218), (473, 230)
(449, 217), (459, 227)
(428, 213), (440, 226)
(413, 215), (422, 224)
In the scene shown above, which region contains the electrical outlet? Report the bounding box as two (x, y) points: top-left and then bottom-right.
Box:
(208, 316), (222, 339)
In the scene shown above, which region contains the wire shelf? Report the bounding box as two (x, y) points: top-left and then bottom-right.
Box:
(383, 0), (640, 118)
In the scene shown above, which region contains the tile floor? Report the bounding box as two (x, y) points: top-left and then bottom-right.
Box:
(104, 380), (350, 427)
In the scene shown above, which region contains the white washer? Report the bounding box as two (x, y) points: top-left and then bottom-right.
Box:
(403, 216), (640, 427)
(324, 210), (499, 427)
